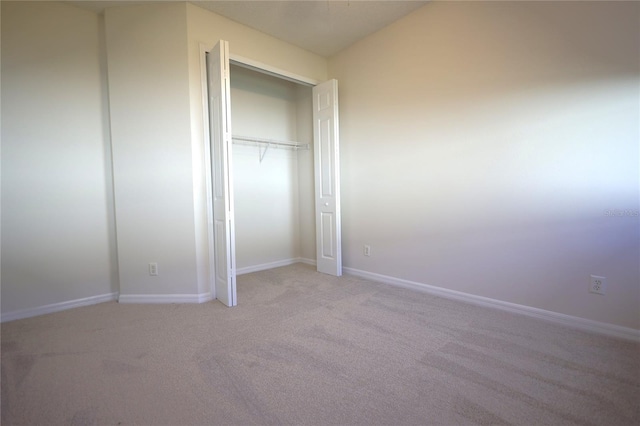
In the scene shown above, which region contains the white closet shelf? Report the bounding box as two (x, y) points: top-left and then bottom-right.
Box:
(232, 135), (310, 151)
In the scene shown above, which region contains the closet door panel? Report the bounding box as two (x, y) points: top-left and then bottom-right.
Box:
(313, 79), (342, 276)
(207, 40), (237, 306)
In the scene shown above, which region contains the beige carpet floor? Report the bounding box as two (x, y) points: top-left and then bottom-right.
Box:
(2, 263), (639, 425)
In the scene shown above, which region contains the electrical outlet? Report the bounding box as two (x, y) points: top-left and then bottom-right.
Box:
(589, 275), (606, 295)
(149, 262), (158, 276)
(363, 245), (371, 256)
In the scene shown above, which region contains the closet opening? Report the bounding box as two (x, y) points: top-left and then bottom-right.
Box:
(205, 40), (341, 307)
(229, 64), (316, 275)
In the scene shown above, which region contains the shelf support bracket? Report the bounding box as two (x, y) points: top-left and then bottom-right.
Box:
(259, 142), (271, 163)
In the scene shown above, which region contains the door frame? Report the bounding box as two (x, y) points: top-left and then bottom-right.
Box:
(228, 53), (320, 87)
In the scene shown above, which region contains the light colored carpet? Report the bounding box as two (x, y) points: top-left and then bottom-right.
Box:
(2, 263), (639, 425)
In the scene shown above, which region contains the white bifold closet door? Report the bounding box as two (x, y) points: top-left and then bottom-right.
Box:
(207, 40), (237, 307)
(313, 79), (342, 276)
(207, 40), (341, 306)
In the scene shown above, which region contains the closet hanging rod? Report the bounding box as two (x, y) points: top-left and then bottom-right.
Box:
(232, 135), (309, 150)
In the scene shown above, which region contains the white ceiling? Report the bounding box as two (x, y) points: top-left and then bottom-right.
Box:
(67, 0), (429, 57)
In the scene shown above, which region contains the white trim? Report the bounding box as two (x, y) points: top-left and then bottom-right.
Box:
(1, 292), (119, 323)
(229, 54), (319, 86)
(118, 292), (212, 304)
(298, 257), (317, 266)
(237, 258), (316, 275)
(344, 267), (640, 342)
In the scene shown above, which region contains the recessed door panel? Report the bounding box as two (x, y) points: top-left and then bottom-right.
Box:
(321, 212), (335, 258)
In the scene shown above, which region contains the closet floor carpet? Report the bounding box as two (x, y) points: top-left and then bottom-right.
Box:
(2, 263), (639, 425)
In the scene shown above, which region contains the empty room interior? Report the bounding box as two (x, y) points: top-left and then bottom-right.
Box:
(1, 1), (639, 425)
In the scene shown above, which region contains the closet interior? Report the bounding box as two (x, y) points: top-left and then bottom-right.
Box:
(229, 64), (316, 273)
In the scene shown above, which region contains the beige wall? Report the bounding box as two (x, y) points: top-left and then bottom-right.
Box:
(329, 1), (639, 329)
(1, 1), (117, 315)
(104, 3), (199, 298)
(296, 85), (317, 263)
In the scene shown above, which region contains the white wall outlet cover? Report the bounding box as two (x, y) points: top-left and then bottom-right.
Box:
(589, 275), (606, 295)
(149, 263), (158, 276)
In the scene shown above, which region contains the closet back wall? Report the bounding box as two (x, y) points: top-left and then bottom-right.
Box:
(230, 66), (315, 272)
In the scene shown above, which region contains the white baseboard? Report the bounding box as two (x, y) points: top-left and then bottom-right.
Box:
(344, 267), (640, 342)
(298, 257), (317, 266)
(1, 292), (119, 323)
(118, 292), (212, 304)
(237, 258), (315, 275)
